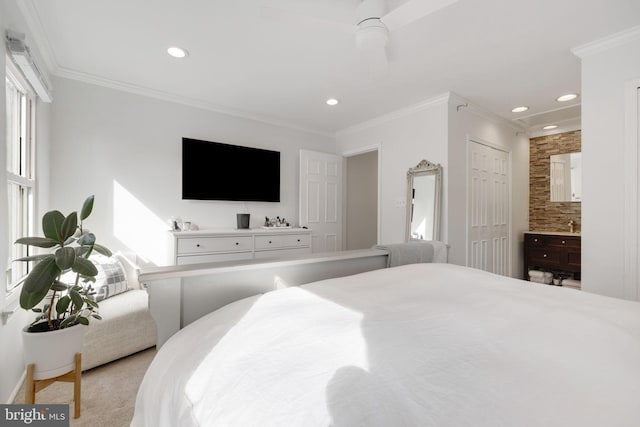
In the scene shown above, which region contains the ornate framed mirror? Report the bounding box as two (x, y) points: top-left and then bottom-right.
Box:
(406, 160), (442, 242)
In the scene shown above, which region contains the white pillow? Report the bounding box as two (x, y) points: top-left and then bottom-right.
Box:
(87, 255), (129, 302)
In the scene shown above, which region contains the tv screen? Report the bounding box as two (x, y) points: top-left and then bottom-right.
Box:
(182, 138), (280, 202)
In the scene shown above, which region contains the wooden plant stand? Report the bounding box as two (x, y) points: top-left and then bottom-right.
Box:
(25, 353), (82, 419)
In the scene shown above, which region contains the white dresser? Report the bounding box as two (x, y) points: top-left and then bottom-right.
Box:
(173, 228), (312, 265)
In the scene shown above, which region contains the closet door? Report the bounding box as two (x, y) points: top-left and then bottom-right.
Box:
(299, 150), (343, 253)
(468, 141), (510, 275)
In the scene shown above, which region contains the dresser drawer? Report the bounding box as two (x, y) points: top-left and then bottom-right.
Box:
(525, 234), (545, 247)
(547, 236), (580, 248)
(255, 234), (311, 250)
(177, 236), (253, 254)
(528, 248), (562, 266)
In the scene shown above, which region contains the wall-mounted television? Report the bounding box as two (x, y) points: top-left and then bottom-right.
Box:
(182, 138), (280, 202)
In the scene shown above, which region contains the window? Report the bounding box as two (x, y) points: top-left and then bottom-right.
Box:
(5, 64), (35, 292)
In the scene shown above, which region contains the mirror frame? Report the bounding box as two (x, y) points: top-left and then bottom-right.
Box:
(406, 159), (443, 242)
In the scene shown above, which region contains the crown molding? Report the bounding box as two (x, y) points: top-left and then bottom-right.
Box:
(529, 120), (581, 139)
(572, 25), (640, 58)
(336, 93), (450, 138)
(16, 0), (59, 76)
(54, 67), (334, 139)
(336, 92), (527, 138)
(511, 102), (580, 122)
(448, 92), (527, 134)
(18, 0), (332, 138)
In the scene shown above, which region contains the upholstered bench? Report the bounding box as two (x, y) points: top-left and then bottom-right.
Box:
(81, 253), (157, 371)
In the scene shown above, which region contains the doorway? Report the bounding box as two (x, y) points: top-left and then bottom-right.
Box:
(300, 148), (379, 252)
(345, 150), (379, 250)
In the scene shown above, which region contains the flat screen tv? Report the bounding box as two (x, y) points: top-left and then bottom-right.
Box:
(182, 138), (280, 202)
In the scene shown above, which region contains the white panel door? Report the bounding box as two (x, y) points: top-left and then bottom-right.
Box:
(299, 150), (343, 253)
(468, 141), (510, 276)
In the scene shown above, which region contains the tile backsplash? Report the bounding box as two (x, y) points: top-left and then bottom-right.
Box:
(529, 130), (581, 232)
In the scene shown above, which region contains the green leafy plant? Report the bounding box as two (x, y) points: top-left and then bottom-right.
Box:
(14, 195), (112, 332)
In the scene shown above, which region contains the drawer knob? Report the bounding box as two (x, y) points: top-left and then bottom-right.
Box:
(297, 239), (300, 242)
(543, 254), (547, 258)
(562, 240), (566, 244)
(196, 244), (200, 247)
(534, 238), (538, 243)
(269, 240), (272, 244)
(235, 242), (239, 246)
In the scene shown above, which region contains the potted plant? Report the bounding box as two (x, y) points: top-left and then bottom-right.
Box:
(15, 195), (111, 379)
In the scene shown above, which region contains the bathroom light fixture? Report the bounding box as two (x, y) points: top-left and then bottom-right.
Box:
(326, 98), (340, 106)
(556, 93), (578, 102)
(511, 106), (529, 113)
(167, 46), (188, 58)
(543, 125), (558, 130)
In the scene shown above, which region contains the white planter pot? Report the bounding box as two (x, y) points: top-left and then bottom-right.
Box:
(22, 324), (85, 380)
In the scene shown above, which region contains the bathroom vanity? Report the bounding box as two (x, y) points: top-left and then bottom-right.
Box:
(523, 231), (581, 280)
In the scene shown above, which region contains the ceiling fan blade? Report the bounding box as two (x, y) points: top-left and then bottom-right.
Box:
(381, 0), (459, 33)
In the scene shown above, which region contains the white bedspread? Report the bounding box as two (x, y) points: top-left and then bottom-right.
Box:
(132, 263), (640, 427)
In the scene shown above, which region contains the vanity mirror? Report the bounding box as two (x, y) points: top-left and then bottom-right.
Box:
(406, 160), (442, 241)
(550, 152), (582, 202)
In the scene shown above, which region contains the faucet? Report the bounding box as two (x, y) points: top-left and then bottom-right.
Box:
(568, 219), (575, 233)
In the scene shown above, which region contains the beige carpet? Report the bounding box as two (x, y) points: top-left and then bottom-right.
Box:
(13, 347), (156, 427)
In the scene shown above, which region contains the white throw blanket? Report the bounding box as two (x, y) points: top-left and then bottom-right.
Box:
(375, 240), (448, 266)
(132, 264), (640, 427)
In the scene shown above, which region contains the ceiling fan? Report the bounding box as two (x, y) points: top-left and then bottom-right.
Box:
(262, 0), (459, 73)
(354, 0), (459, 71)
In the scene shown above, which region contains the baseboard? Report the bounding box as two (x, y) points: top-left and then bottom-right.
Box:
(6, 369), (25, 404)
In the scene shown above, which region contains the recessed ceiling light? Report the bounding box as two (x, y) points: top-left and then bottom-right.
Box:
(167, 46), (188, 58)
(326, 98), (340, 106)
(511, 106), (529, 113)
(543, 125), (558, 130)
(556, 93), (578, 102)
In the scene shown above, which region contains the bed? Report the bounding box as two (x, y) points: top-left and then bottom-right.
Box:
(132, 263), (640, 426)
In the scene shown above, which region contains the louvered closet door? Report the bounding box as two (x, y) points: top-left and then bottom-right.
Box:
(468, 141), (510, 276)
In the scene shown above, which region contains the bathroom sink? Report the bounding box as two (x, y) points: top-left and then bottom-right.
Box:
(526, 230), (580, 236)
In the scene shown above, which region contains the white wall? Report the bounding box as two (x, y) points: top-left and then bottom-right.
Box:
(578, 34), (640, 298)
(336, 93), (528, 277)
(0, 0), (52, 403)
(447, 97), (530, 278)
(50, 78), (335, 266)
(337, 96), (449, 245)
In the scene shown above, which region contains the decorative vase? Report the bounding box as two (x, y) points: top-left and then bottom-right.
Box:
(236, 213), (250, 229)
(22, 324), (85, 380)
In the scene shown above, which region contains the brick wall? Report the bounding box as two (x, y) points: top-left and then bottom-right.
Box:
(529, 130), (581, 232)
